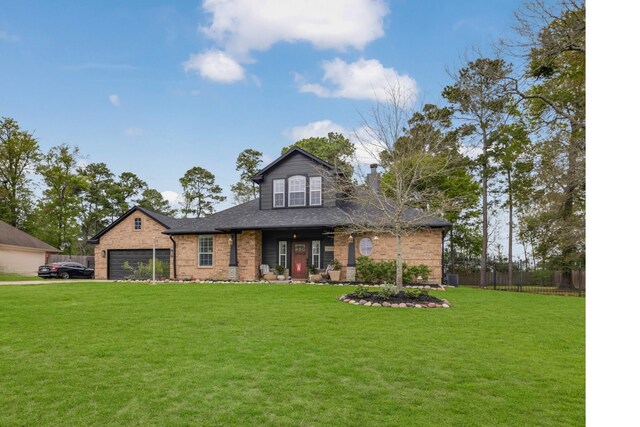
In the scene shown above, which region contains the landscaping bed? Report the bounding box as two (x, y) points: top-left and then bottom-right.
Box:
(339, 286), (450, 308)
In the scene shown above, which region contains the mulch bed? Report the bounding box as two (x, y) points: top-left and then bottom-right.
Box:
(339, 290), (450, 308)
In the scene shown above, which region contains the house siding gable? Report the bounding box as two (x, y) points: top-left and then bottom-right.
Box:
(259, 151), (336, 210)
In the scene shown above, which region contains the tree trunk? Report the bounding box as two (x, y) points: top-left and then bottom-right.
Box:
(396, 233), (404, 292)
(480, 129), (489, 288)
(507, 169), (513, 287)
(559, 123), (581, 289)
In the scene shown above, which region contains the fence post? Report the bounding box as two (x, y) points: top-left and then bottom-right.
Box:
(493, 267), (497, 290)
(519, 260), (523, 292)
(578, 264), (583, 297)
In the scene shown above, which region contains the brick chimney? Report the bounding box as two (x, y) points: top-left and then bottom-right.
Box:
(366, 164), (380, 193)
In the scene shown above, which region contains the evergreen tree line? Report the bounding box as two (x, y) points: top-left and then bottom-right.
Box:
(0, 122), (229, 255)
(1, 1), (584, 287)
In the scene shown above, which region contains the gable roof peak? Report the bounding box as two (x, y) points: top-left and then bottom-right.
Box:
(252, 145), (342, 183)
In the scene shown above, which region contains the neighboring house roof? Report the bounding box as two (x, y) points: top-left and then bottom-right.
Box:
(163, 198), (450, 234)
(251, 146), (343, 183)
(0, 220), (60, 252)
(87, 206), (190, 243)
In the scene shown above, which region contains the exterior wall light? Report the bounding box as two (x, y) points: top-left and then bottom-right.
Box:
(348, 234), (354, 243)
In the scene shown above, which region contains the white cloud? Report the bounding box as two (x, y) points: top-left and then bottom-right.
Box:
(108, 94), (120, 107)
(285, 119), (348, 141)
(187, 0), (388, 83)
(161, 190), (183, 207)
(183, 50), (245, 83)
(123, 127), (143, 137)
(297, 58), (419, 102)
(285, 119), (383, 167)
(201, 0), (387, 56)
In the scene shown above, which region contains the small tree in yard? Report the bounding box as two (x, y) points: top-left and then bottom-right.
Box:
(338, 84), (461, 292)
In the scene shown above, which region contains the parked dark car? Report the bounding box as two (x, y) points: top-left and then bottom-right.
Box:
(38, 262), (95, 279)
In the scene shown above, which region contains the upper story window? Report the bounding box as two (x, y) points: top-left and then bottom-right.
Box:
(273, 179), (285, 208)
(288, 176), (306, 207)
(134, 218), (142, 230)
(309, 176), (322, 206)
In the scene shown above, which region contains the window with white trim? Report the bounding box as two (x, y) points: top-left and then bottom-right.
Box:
(309, 176), (322, 206)
(134, 218), (142, 230)
(278, 241), (287, 268)
(311, 240), (321, 268)
(198, 235), (213, 267)
(273, 179), (285, 208)
(288, 175), (306, 207)
(359, 237), (373, 256)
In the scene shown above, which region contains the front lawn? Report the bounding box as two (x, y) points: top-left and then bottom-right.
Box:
(0, 272), (41, 281)
(0, 283), (584, 426)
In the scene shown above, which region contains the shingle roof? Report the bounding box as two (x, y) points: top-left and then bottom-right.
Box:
(163, 198), (450, 234)
(0, 220), (60, 252)
(88, 206), (190, 243)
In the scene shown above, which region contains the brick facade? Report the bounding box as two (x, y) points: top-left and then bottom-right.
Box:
(173, 231), (262, 281)
(93, 211), (442, 283)
(332, 228), (444, 284)
(94, 214), (264, 281)
(93, 212), (174, 279)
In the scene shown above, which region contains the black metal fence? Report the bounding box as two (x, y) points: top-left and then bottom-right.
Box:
(445, 258), (585, 297)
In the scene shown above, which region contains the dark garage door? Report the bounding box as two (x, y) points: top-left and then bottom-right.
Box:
(108, 249), (170, 280)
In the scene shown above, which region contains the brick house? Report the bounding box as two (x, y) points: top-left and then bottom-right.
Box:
(89, 147), (450, 282)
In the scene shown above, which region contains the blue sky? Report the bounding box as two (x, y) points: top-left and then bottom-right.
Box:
(1, 0), (523, 209)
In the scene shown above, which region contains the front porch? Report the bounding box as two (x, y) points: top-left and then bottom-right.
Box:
(221, 227), (358, 282)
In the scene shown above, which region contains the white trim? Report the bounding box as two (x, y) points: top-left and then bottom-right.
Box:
(311, 240), (321, 268)
(198, 235), (214, 267)
(278, 240), (288, 268)
(288, 175), (306, 207)
(273, 179), (285, 208)
(309, 176), (322, 206)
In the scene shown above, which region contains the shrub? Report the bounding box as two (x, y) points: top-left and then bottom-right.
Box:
(330, 259), (342, 270)
(275, 265), (285, 275)
(405, 264), (431, 283)
(352, 285), (369, 299)
(123, 259), (169, 280)
(378, 283), (399, 299)
(356, 256), (431, 284)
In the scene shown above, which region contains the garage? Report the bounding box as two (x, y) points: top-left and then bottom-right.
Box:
(107, 249), (170, 280)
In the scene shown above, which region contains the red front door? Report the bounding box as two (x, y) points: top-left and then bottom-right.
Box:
(292, 242), (308, 279)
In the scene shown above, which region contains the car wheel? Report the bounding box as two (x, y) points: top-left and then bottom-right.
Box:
(60, 272), (70, 279)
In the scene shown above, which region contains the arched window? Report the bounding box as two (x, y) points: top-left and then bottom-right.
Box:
(288, 175), (306, 207)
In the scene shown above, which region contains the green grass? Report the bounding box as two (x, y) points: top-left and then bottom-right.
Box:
(0, 272), (41, 281)
(0, 283), (584, 426)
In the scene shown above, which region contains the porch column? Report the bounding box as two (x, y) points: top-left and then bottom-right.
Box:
(229, 231), (239, 281)
(346, 236), (356, 281)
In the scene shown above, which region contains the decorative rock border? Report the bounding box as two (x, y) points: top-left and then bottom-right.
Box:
(338, 294), (450, 309)
(114, 279), (447, 289)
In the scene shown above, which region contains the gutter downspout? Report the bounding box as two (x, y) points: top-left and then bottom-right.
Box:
(169, 235), (177, 279)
